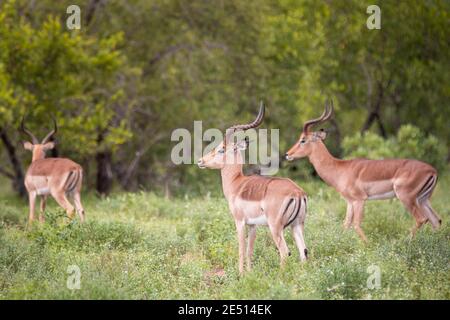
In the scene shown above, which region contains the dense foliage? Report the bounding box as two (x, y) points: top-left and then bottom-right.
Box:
(342, 125), (448, 171)
(0, 0), (448, 196)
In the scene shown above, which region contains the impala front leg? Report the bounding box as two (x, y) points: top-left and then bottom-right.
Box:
(343, 201), (353, 229)
(246, 225), (257, 271)
(235, 219), (246, 275)
(352, 201), (367, 242)
(27, 191), (37, 228)
(39, 195), (47, 223)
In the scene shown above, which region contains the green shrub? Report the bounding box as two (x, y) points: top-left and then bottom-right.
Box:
(342, 125), (447, 171)
(342, 131), (396, 160)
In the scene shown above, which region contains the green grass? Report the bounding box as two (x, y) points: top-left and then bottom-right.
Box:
(0, 175), (449, 300)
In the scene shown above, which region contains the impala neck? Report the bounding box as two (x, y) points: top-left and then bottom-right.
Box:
(308, 141), (340, 188)
(32, 146), (46, 162)
(220, 153), (244, 200)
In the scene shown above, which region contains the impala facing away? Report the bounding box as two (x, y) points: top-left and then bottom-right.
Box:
(198, 103), (308, 274)
(285, 100), (441, 242)
(21, 118), (85, 225)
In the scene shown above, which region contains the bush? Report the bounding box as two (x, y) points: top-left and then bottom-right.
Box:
(342, 125), (447, 171)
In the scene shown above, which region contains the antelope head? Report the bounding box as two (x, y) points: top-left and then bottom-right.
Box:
(21, 117), (58, 162)
(285, 100), (333, 160)
(198, 102), (265, 169)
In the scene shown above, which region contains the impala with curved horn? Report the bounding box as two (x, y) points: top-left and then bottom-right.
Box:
(285, 100), (441, 241)
(21, 117), (85, 225)
(198, 102), (308, 274)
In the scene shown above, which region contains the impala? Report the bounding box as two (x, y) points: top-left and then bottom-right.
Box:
(198, 103), (308, 274)
(285, 100), (441, 241)
(21, 117), (85, 225)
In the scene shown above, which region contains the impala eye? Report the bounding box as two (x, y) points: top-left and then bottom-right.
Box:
(300, 139), (306, 145)
(218, 148), (225, 154)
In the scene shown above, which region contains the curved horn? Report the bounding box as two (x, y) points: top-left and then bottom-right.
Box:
(302, 99), (333, 133)
(41, 116), (58, 144)
(225, 101), (265, 144)
(20, 117), (39, 144)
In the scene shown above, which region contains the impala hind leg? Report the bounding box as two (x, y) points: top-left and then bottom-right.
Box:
(246, 225), (257, 271)
(51, 190), (75, 220)
(72, 191), (85, 223)
(39, 195), (47, 223)
(269, 224), (290, 267)
(419, 199), (441, 230)
(291, 222), (308, 261)
(410, 204), (428, 238)
(396, 191), (427, 238)
(352, 201), (367, 242)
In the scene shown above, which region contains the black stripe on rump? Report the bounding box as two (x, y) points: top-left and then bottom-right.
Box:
(282, 198), (294, 217)
(63, 171), (74, 190)
(67, 171), (79, 192)
(417, 175), (436, 202)
(285, 197), (301, 228)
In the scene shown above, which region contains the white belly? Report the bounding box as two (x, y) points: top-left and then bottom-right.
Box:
(233, 197), (266, 225)
(36, 187), (51, 195)
(367, 191), (396, 200)
(246, 215), (268, 225)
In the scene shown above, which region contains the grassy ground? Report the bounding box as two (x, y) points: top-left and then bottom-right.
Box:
(0, 174), (449, 299)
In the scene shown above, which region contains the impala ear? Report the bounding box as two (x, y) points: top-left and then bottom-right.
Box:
(23, 141), (34, 150)
(42, 141), (55, 150)
(315, 129), (328, 140)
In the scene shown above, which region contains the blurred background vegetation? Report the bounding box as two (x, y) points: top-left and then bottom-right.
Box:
(0, 0), (448, 198)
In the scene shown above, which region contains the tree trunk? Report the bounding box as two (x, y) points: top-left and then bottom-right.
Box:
(50, 137), (59, 158)
(86, 0), (101, 26)
(0, 128), (27, 198)
(95, 132), (113, 196)
(96, 150), (113, 196)
(361, 82), (387, 138)
(329, 118), (342, 156)
(164, 179), (171, 199)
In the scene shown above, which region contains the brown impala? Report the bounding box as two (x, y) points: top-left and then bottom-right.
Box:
(198, 103), (308, 274)
(285, 100), (441, 242)
(21, 117), (85, 225)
